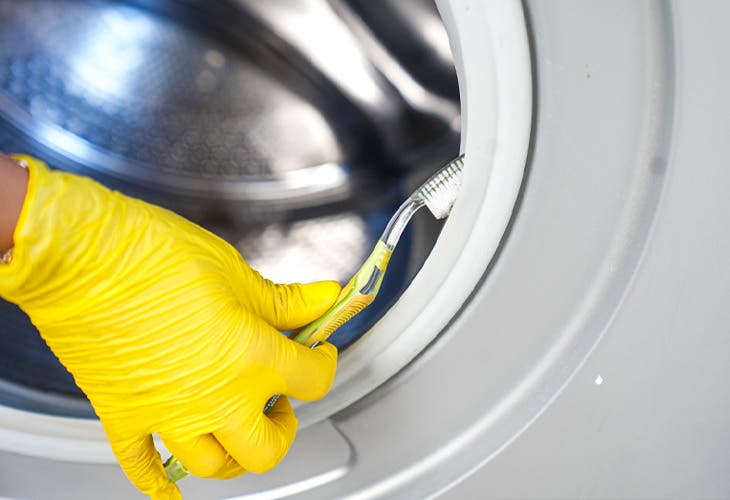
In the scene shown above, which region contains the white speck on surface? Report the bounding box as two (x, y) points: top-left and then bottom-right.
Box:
(204, 49), (226, 68)
(595, 375), (604, 385)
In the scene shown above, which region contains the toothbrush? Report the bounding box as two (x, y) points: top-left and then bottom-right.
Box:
(289, 154), (464, 347)
(164, 154), (465, 482)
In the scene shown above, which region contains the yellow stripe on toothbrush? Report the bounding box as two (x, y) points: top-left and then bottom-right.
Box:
(292, 240), (392, 347)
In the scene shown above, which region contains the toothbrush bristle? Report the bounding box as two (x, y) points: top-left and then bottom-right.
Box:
(418, 155), (464, 219)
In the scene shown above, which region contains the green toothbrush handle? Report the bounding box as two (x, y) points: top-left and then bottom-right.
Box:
(163, 455), (190, 482)
(291, 279), (375, 346)
(291, 240), (392, 347)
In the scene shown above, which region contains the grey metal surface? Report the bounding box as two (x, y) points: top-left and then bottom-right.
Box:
(0, 420), (353, 500)
(443, 2), (730, 496)
(304, 1), (729, 498)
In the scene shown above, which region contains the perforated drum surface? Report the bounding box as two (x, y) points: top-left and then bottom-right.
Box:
(0, 0), (369, 185)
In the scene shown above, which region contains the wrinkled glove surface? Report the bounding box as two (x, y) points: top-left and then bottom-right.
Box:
(0, 156), (340, 499)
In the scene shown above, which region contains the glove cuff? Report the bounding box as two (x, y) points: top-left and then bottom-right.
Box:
(0, 155), (50, 303)
(0, 155), (119, 323)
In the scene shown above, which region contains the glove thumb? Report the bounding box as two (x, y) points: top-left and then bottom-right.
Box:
(238, 269), (341, 330)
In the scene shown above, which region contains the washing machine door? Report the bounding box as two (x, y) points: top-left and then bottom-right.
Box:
(308, 1), (730, 498)
(2, 1), (729, 499)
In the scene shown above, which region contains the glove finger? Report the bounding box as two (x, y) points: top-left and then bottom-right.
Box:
(210, 454), (247, 480)
(160, 432), (242, 479)
(275, 341), (338, 402)
(107, 432), (181, 500)
(245, 314), (338, 402)
(234, 264), (341, 330)
(213, 396), (297, 474)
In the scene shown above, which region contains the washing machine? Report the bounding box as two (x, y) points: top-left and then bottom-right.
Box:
(1, 0), (729, 499)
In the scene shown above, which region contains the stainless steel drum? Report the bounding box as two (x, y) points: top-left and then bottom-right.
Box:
(0, 0), (459, 418)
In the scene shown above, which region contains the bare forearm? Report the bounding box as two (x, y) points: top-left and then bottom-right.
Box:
(0, 153), (28, 252)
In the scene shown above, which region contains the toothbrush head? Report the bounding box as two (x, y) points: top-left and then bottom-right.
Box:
(417, 155), (465, 219)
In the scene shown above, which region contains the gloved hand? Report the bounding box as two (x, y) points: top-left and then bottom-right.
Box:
(0, 155), (340, 499)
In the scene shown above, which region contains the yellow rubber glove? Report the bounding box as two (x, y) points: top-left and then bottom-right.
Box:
(0, 155), (340, 499)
